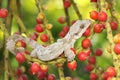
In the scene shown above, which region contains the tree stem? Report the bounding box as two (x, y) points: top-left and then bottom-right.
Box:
(58, 66), (65, 80)
(35, 0), (54, 44)
(63, 0), (70, 26)
(71, 0), (82, 20)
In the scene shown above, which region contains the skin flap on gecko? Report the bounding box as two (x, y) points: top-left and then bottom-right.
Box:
(6, 20), (91, 61)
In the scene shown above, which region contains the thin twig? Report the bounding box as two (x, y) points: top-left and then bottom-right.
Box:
(70, 0), (82, 20)
(63, 0), (70, 26)
(35, 0), (54, 43)
(6, 0), (13, 35)
(16, 0), (22, 33)
(13, 14), (28, 36)
(106, 21), (120, 78)
(58, 66), (65, 80)
(0, 0), (2, 8)
(100, 0), (120, 78)
(4, 49), (9, 80)
(0, 20), (10, 80)
(105, 0), (120, 33)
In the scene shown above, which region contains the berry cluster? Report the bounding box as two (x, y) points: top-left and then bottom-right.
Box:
(1, 0), (120, 79)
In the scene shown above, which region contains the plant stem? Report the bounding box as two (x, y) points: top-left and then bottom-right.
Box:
(105, 0), (120, 33)
(25, 54), (66, 65)
(63, 0), (70, 26)
(0, 20), (10, 80)
(106, 0), (120, 22)
(4, 49), (9, 80)
(14, 14), (28, 36)
(106, 22), (120, 78)
(100, 0), (120, 78)
(71, 0), (82, 20)
(6, 0), (13, 35)
(58, 66), (65, 80)
(0, 0), (2, 8)
(11, 0), (28, 35)
(16, 0), (22, 33)
(35, 0), (54, 44)
(8, 59), (16, 80)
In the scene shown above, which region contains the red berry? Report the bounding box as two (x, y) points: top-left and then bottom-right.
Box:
(30, 63), (41, 75)
(17, 74), (28, 80)
(106, 66), (116, 77)
(64, 0), (71, 8)
(67, 60), (77, 71)
(59, 31), (66, 38)
(90, 10), (98, 20)
(82, 38), (91, 48)
(88, 56), (96, 64)
(40, 64), (48, 73)
(95, 48), (103, 56)
(58, 16), (66, 24)
(37, 70), (46, 79)
(86, 49), (91, 56)
(40, 34), (49, 42)
(16, 52), (25, 64)
(21, 74), (28, 80)
(71, 20), (77, 25)
(110, 21), (118, 30)
(86, 64), (94, 71)
(103, 72), (109, 80)
(28, 68), (33, 75)
(65, 76), (72, 80)
(77, 52), (88, 61)
(98, 11), (107, 22)
(16, 68), (23, 77)
(16, 40), (26, 48)
(30, 33), (38, 41)
(36, 18), (43, 24)
(114, 43), (120, 54)
(24, 50), (30, 55)
(73, 77), (79, 80)
(107, 77), (112, 80)
(83, 27), (91, 37)
(14, 32), (20, 35)
(62, 26), (69, 33)
(0, 8), (8, 18)
(35, 24), (44, 33)
(94, 24), (104, 33)
(90, 73), (98, 80)
(48, 74), (56, 80)
(90, 0), (97, 2)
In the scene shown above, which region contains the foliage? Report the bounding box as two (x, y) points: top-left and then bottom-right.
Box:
(0, 0), (120, 80)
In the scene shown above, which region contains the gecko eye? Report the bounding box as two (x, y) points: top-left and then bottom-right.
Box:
(80, 24), (84, 29)
(74, 25), (84, 36)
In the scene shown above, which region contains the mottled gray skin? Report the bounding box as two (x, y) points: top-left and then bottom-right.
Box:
(6, 20), (91, 61)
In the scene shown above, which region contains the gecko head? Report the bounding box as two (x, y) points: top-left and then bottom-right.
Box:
(69, 20), (91, 38)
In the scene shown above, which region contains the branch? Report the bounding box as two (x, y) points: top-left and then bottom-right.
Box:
(4, 49), (9, 80)
(0, 0), (2, 8)
(70, 0), (82, 20)
(58, 66), (65, 80)
(16, 0), (22, 33)
(106, 21), (120, 78)
(35, 0), (54, 44)
(0, 20), (10, 80)
(13, 14), (28, 36)
(6, 0), (13, 34)
(63, 0), (70, 26)
(105, 0), (120, 33)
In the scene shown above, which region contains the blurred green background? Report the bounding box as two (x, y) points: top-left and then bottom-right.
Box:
(0, 0), (120, 80)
